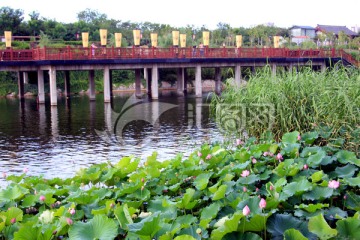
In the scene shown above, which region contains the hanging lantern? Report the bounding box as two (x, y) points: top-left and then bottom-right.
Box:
(99, 29), (107, 46)
(82, 32), (89, 47)
(273, 36), (280, 48)
(203, 31), (210, 46)
(180, 34), (186, 48)
(4, 31), (12, 48)
(133, 29), (141, 46)
(236, 35), (242, 48)
(115, 33), (122, 47)
(172, 31), (179, 46)
(151, 33), (158, 47)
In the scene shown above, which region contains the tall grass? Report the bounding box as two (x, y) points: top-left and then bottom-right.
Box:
(211, 63), (360, 152)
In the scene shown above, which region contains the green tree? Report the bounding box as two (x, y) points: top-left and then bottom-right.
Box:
(0, 7), (24, 34)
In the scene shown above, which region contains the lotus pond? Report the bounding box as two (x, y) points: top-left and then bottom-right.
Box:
(0, 130), (359, 239)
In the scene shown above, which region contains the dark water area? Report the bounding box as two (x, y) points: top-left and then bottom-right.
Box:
(0, 90), (223, 186)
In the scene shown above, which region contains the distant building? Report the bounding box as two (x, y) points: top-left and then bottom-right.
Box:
(289, 26), (316, 45)
(316, 25), (359, 38)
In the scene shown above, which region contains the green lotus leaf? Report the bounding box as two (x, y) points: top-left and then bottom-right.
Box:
(0, 185), (29, 202)
(127, 212), (161, 238)
(282, 143), (301, 158)
(232, 161), (251, 174)
(283, 229), (308, 240)
(336, 150), (360, 166)
(114, 204), (133, 229)
(200, 202), (221, 228)
(176, 188), (198, 210)
(4, 207), (23, 225)
(301, 131), (319, 144)
(236, 174), (259, 185)
(148, 196), (177, 220)
(267, 214), (316, 239)
(308, 214), (337, 239)
(179, 225), (209, 240)
(13, 221), (56, 240)
(223, 232), (263, 240)
(68, 214), (118, 240)
(306, 150), (327, 167)
(302, 186), (334, 201)
(311, 171), (325, 183)
(211, 211), (242, 240)
(282, 131), (300, 144)
(237, 197), (263, 215)
(174, 235), (196, 240)
(333, 164), (356, 178)
(282, 177), (313, 197)
(239, 213), (272, 232)
(174, 215), (197, 229)
(336, 217), (360, 239)
(343, 177), (360, 187)
(21, 195), (37, 208)
(295, 203), (329, 213)
(344, 192), (360, 211)
(212, 184), (228, 201)
(193, 173), (213, 190)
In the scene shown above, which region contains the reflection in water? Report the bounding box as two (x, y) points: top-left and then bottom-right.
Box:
(0, 91), (222, 186)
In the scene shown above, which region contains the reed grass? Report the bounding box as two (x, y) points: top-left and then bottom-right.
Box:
(211, 63), (360, 152)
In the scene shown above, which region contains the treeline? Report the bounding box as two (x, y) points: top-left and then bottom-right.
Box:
(0, 7), (291, 48)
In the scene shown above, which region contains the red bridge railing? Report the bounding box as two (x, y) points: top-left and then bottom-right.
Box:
(0, 47), (359, 67)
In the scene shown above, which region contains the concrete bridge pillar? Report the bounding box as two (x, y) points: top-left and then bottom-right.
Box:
(146, 68), (152, 96)
(37, 69), (45, 104)
(177, 68), (184, 96)
(271, 64), (277, 77)
(196, 97), (202, 129)
(64, 70), (70, 98)
(235, 64), (242, 87)
(23, 72), (29, 84)
(103, 66), (111, 103)
(151, 64), (159, 99)
(51, 106), (59, 139)
(184, 68), (188, 95)
(144, 67), (148, 85)
(195, 64), (202, 98)
(89, 70), (96, 101)
(215, 67), (221, 95)
(17, 71), (24, 99)
(135, 68), (142, 98)
(49, 66), (57, 106)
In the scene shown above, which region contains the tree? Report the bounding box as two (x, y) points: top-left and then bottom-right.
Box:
(0, 7), (24, 34)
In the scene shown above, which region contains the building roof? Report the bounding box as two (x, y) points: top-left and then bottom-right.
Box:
(290, 25), (316, 30)
(316, 25), (358, 36)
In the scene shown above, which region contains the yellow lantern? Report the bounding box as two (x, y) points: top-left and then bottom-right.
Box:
(236, 35), (242, 48)
(151, 33), (158, 47)
(82, 32), (89, 47)
(4, 31), (12, 48)
(273, 36), (280, 48)
(203, 31), (210, 46)
(172, 31), (179, 46)
(133, 29), (141, 46)
(115, 33), (122, 47)
(99, 29), (107, 46)
(180, 34), (186, 48)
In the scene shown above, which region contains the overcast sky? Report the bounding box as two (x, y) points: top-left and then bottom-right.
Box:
(2, 0), (359, 30)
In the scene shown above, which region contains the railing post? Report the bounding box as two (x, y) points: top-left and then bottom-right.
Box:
(10, 48), (13, 61)
(68, 46), (71, 60)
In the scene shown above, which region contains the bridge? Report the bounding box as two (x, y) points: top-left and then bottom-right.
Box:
(0, 46), (358, 105)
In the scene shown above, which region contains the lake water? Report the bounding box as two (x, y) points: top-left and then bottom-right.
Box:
(0, 90), (223, 186)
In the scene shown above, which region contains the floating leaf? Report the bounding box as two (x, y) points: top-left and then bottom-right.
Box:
(211, 212), (242, 240)
(302, 186), (334, 201)
(283, 229), (308, 240)
(128, 212), (161, 238)
(282, 178), (313, 197)
(282, 131), (300, 144)
(333, 164), (356, 178)
(212, 185), (228, 201)
(193, 173), (213, 190)
(174, 235), (196, 240)
(336, 150), (360, 166)
(68, 214), (117, 240)
(308, 214), (337, 239)
(311, 171), (324, 183)
(301, 131), (319, 144)
(0, 185), (29, 202)
(296, 203), (329, 213)
(336, 218), (360, 239)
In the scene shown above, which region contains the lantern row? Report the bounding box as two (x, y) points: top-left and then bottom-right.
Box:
(3, 30), (281, 48)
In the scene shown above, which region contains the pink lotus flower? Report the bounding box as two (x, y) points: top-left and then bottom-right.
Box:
(206, 154), (212, 160)
(23, 167), (28, 173)
(242, 205), (250, 216)
(243, 186), (247, 192)
(252, 158), (257, 164)
(11, 218), (16, 224)
(328, 180), (340, 189)
(263, 152), (269, 157)
(276, 153), (283, 161)
(297, 135), (301, 141)
(241, 170), (250, 177)
(69, 208), (76, 215)
(66, 218), (73, 225)
(197, 151), (202, 157)
(303, 164), (308, 170)
(259, 198), (267, 209)
(236, 139), (243, 146)
(39, 195), (46, 202)
(270, 185), (274, 191)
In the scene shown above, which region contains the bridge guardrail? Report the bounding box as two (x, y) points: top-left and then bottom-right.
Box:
(0, 47), (358, 67)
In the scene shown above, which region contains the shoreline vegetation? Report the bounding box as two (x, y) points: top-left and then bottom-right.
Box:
(0, 130), (359, 239)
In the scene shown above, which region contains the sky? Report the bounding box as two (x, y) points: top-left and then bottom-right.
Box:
(2, 0), (359, 31)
